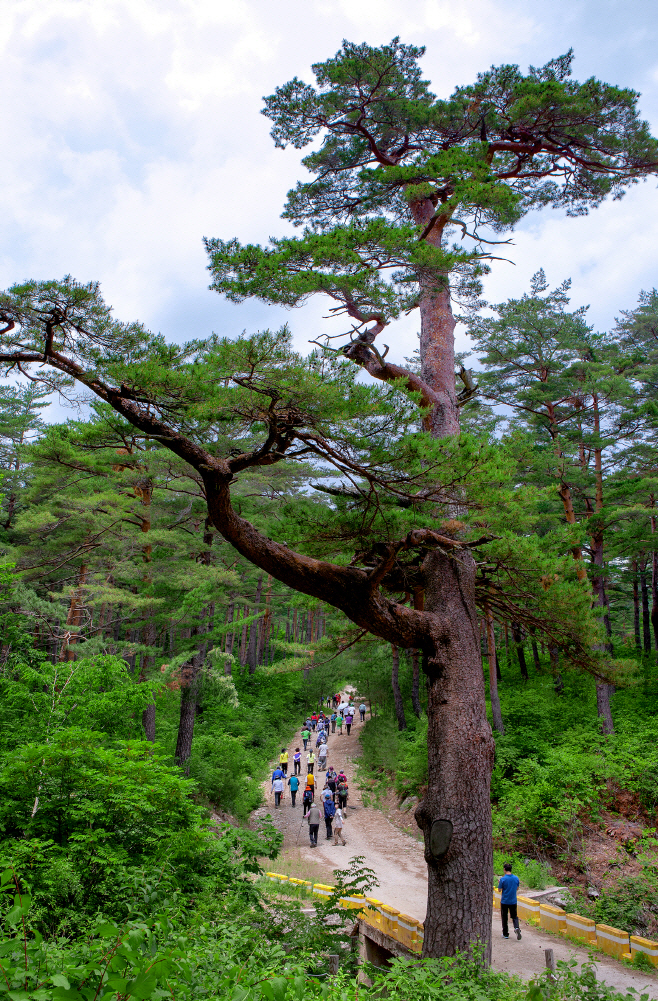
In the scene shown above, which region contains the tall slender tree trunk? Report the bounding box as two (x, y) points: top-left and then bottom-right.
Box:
(391, 645), (407, 730)
(174, 649), (205, 772)
(511, 622), (528, 681)
(550, 645), (564, 694)
(239, 607), (249, 666)
(59, 564), (88, 661)
(529, 627), (541, 672)
(640, 556), (651, 653)
(258, 575), (272, 664)
(139, 616), (157, 742)
(247, 574), (263, 674)
(410, 649), (421, 717)
(650, 504), (658, 652)
(225, 599), (235, 660)
(483, 602), (504, 735)
(632, 560), (641, 648)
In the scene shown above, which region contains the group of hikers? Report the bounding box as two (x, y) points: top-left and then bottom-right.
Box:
(270, 692), (368, 847)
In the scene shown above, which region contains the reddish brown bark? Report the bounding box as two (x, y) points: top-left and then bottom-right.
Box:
(59, 564), (88, 661)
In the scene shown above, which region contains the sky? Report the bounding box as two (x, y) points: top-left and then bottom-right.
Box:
(2, 0), (658, 396)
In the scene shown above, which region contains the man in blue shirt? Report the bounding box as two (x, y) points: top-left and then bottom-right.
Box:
(498, 863), (521, 940)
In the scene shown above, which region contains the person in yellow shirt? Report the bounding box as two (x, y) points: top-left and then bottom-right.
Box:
(279, 748), (289, 776)
(307, 750), (315, 774)
(306, 771), (315, 795)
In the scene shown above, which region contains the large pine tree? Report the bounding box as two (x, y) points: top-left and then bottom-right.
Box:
(2, 40), (657, 959)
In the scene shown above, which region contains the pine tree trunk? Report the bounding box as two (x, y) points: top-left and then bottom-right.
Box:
(391, 645), (407, 730)
(139, 616), (157, 742)
(411, 649), (421, 717)
(258, 575), (272, 664)
(142, 703), (156, 742)
(225, 599), (235, 657)
(596, 683), (615, 735)
(530, 629), (541, 671)
(632, 560), (641, 647)
(651, 509), (658, 652)
(247, 574), (263, 674)
(174, 648), (205, 771)
(640, 557), (651, 653)
(511, 622), (528, 681)
(415, 551), (495, 960)
(484, 603), (504, 735)
(240, 607), (249, 666)
(59, 564), (88, 661)
(550, 645), (564, 693)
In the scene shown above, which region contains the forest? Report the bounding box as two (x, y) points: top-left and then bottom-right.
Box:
(1, 34), (658, 1001)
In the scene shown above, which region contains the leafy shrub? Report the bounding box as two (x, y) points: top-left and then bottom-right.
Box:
(492, 851), (552, 891)
(595, 873), (658, 938)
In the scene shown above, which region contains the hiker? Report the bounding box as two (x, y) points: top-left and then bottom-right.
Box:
(271, 765), (284, 783)
(321, 784), (333, 805)
(336, 715), (343, 734)
(311, 714), (318, 731)
(359, 702), (367, 722)
(293, 748), (302, 775)
(330, 712), (337, 733)
(337, 775), (348, 811)
(306, 801), (321, 847)
(323, 795), (336, 840)
(302, 785), (313, 816)
(345, 711), (353, 735)
(315, 732), (324, 749)
(306, 771), (315, 797)
(498, 863), (522, 940)
(326, 767), (337, 800)
(301, 726), (310, 751)
(288, 772), (300, 807)
(307, 750), (315, 774)
(333, 807), (346, 845)
(272, 773), (284, 808)
(279, 748), (288, 775)
(318, 742), (328, 770)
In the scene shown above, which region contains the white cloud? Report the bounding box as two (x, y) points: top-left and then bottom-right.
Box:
(1, 0), (658, 377)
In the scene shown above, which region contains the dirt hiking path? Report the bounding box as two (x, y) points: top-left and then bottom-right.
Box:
(254, 709), (657, 998)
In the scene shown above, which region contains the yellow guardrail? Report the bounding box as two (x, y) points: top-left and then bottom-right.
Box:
(264, 872), (658, 966)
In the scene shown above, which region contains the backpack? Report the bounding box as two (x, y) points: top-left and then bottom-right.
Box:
(303, 788), (313, 803)
(337, 781), (348, 795)
(324, 800), (336, 819)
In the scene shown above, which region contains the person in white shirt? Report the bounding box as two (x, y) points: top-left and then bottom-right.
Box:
(272, 775), (284, 808)
(333, 808), (346, 845)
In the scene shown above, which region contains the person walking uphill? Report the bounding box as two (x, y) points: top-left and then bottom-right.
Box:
(345, 711), (353, 735)
(279, 748), (288, 775)
(359, 703), (366, 722)
(288, 772), (299, 806)
(306, 802), (321, 847)
(323, 795), (335, 840)
(301, 727), (310, 751)
(498, 863), (522, 940)
(272, 774), (284, 808)
(293, 748), (301, 775)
